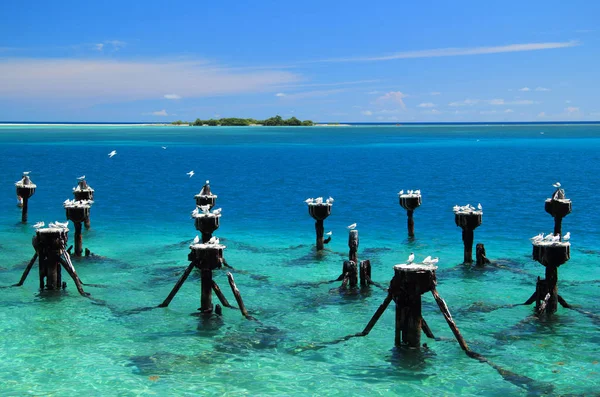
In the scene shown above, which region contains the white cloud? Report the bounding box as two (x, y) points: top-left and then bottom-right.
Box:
(430, 92), (441, 96)
(95, 43), (104, 51)
(535, 87), (551, 92)
(422, 109), (441, 115)
(275, 92), (286, 97)
(151, 109), (168, 116)
(104, 40), (126, 51)
(361, 110), (373, 116)
(538, 112), (546, 117)
(449, 99), (480, 107)
(417, 102), (436, 108)
(489, 99), (536, 105)
(277, 88), (346, 100)
(565, 106), (580, 113)
(376, 91), (407, 109)
(479, 110), (498, 115)
(310, 41), (580, 63)
(565, 100), (571, 104)
(518, 87), (531, 92)
(164, 94), (181, 100)
(505, 109), (514, 113)
(0, 58), (299, 101)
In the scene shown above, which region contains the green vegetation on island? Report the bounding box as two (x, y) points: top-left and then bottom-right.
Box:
(170, 115), (314, 126)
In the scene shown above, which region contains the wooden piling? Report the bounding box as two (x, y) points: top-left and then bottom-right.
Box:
(194, 181), (217, 209)
(359, 260), (372, 288)
(73, 178), (94, 229)
(194, 215), (220, 243)
(399, 193), (422, 237)
(348, 229), (359, 264)
(531, 242), (570, 315)
(475, 243), (491, 266)
(227, 272), (254, 320)
(65, 203), (90, 257)
(454, 210), (482, 263)
(307, 201), (332, 251)
(15, 174), (36, 224)
(545, 188), (571, 237)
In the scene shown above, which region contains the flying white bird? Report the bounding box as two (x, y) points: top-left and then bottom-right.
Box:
(162, 146), (167, 149)
(193, 235), (200, 244)
(407, 253), (415, 264)
(477, 203), (482, 211)
(325, 231), (332, 236)
(108, 150), (117, 158)
(187, 170), (195, 178)
(33, 221), (44, 229)
(77, 175), (85, 180)
(347, 223), (357, 230)
(553, 182), (561, 188)
(563, 232), (570, 241)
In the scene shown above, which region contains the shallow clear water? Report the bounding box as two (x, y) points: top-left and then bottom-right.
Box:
(0, 124), (599, 396)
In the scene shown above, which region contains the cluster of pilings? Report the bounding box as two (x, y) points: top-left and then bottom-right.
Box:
(525, 185), (572, 316)
(160, 181), (251, 320)
(14, 225), (87, 296)
(72, 177), (94, 229)
(15, 172), (36, 223)
(335, 228), (373, 289)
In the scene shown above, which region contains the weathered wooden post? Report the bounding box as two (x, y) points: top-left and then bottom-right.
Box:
(545, 184), (571, 236)
(306, 197), (333, 251)
(14, 224), (87, 295)
(475, 243), (491, 266)
(73, 177), (94, 229)
(531, 240), (570, 315)
(15, 172), (36, 223)
(193, 208), (221, 243)
(454, 204), (483, 263)
(195, 180), (217, 210)
(398, 190), (422, 237)
(358, 257), (470, 352)
(348, 229), (359, 264)
(64, 201), (91, 257)
(189, 240), (225, 314)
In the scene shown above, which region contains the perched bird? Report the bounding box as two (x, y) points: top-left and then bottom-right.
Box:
(347, 223), (357, 230)
(191, 207), (200, 216)
(199, 205), (211, 214)
(54, 221), (68, 228)
(430, 257), (439, 264)
(563, 232), (570, 241)
(398, 190), (404, 196)
(415, 190), (421, 195)
(23, 171), (31, 176)
(193, 235), (200, 244)
(205, 180), (210, 185)
(315, 197), (323, 204)
(33, 221), (44, 229)
(108, 150), (117, 158)
(530, 233), (544, 242)
(186, 170), (195, 178)
(544, 234), (554, 241)
(305, 198), (314, 204)
(407, 253), (415, 264)
(325, 231), (332, 236)
(208, 236), (219, 244)
(422, 256), (432, 264)
(553, 182), (561, 188)
(326, 196), (334, 204)
(453, 205), (460, 212)
(477, 203), (482, 211)
(77, 175), (85, 180)
(551, 234), (561, 243)
(212, 208), (222, 215)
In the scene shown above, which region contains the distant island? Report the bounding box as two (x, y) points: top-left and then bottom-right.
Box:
(171, 115), (314, 127)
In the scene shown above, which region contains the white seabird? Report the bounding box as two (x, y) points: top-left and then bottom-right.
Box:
(347, 223), (357, 230)
(77, 175), (85, 180)
(186, 170), (195, 178)
(407, 253), (415, 264)
(325, 231), (332, 236)
(430, 257), (439, 264)
(193, 235), (200, 244)
(563, 232), (570, 241)
(553, 182), (561, 188)
(108, 150), (117, 158)
(477, 203), (482, 211)
(23, 171), (31, 176)
(422, 256), (432, 264)
(33, 221), (44, 229)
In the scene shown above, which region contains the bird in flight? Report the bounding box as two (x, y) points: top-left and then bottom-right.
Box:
(325, 231), (332, 236)
(347, 223), (357, 230)
(108, 150), (117, 158)
(187, 170), (195, 178)
(162, 146), (167, 149)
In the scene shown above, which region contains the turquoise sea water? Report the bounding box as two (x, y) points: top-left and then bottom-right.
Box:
(0, 124), (599, 396)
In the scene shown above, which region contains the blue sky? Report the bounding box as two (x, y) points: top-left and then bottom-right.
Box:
(0, 0), (598, 122)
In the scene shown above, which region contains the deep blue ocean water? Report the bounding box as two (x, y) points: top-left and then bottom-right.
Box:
(0, 124), (599, 396)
